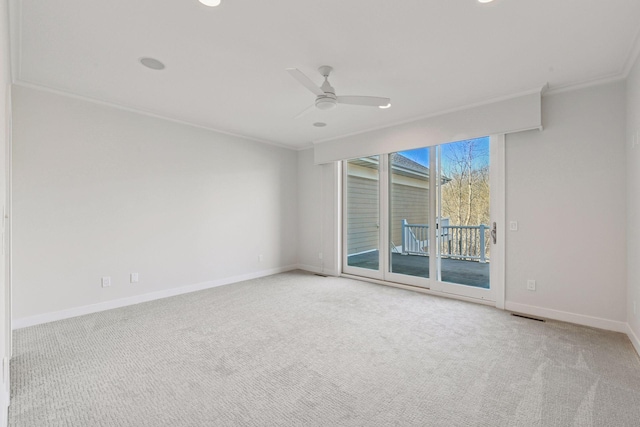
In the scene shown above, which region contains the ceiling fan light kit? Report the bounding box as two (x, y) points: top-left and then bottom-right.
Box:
(315, 95), (337, 110)
(199, 0), (221, 6)
(286, 65), (390, 118)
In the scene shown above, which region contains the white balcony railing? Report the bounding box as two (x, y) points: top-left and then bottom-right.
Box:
(401, 219), (490, 263)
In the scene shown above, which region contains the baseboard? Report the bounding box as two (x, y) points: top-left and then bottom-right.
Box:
(504, 301), (628, 333)
(13, 265), (299, 329)
(627, 323), (640, 357)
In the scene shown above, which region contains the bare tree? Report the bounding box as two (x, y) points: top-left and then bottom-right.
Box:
(441, 139), (490, 227)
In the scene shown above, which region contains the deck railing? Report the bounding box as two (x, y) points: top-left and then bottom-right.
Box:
(401, 220), (490, 263)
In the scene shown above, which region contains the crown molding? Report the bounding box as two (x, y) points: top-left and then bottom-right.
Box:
(543, 73), (626, 96)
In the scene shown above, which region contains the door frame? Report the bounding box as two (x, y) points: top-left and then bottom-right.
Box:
(490, 134), (506, 309)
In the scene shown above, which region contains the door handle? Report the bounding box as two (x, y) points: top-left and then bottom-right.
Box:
(491, 222), (497, 244)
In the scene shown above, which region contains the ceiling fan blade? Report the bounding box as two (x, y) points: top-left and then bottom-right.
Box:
(337, 96), (391, 107)
(286, 68), (325, 96)
(294, 104), (316, 119)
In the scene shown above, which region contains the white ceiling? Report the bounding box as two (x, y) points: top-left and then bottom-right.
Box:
(11, 0), (640, 149)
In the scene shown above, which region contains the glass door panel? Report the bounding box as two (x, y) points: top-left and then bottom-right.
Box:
(438, 137), (491, 290)
(344, 156), (381, 275)
(388, 148), (431, 282)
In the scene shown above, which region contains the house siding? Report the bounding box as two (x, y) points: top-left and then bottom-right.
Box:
(346, 161), (429, 256)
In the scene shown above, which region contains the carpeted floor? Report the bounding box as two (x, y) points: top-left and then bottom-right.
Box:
(9, 270), (640, 426)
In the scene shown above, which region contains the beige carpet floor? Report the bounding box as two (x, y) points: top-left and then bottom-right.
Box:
(9, 270), (640, 426)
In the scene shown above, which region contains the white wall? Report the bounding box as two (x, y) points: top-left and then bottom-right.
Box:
(626, 55), (640, 349)
(12, 85), (298, 323)
(297, 148), (340, 276)
(0, 0), (10, 422)
(505, 82), (627, 329)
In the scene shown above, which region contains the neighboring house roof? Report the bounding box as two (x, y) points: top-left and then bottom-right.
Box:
(350, 153), (450, 183)
(390, 153), (429, 179)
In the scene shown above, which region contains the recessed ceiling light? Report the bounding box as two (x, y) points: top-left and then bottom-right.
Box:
(139, 57), (165, 70)
(199, 0), (221, 6)
(313, 122), (327, 127)
(379, 103), (391, 109)
(478, 0), (494, 3)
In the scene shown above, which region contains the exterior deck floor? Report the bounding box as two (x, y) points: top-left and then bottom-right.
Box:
(347, 251), (490, 289)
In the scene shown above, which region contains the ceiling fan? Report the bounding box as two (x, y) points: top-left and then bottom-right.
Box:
(286, 66), (391, 118)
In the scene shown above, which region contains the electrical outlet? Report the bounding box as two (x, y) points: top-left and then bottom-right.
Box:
(634, 300), (637, 316)
(527, 279), (536, 291)
(509, 221), (518, 231)
(130, 273), (139, 283)
(101, 276), (111, 288)
(259, 254), (263, 262)
(318, 252), (323, 260)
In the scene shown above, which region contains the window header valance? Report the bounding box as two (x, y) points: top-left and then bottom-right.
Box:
(313, 88), (543, 164)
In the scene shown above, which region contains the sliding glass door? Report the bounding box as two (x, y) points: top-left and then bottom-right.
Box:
(343, 137), (504, 303)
